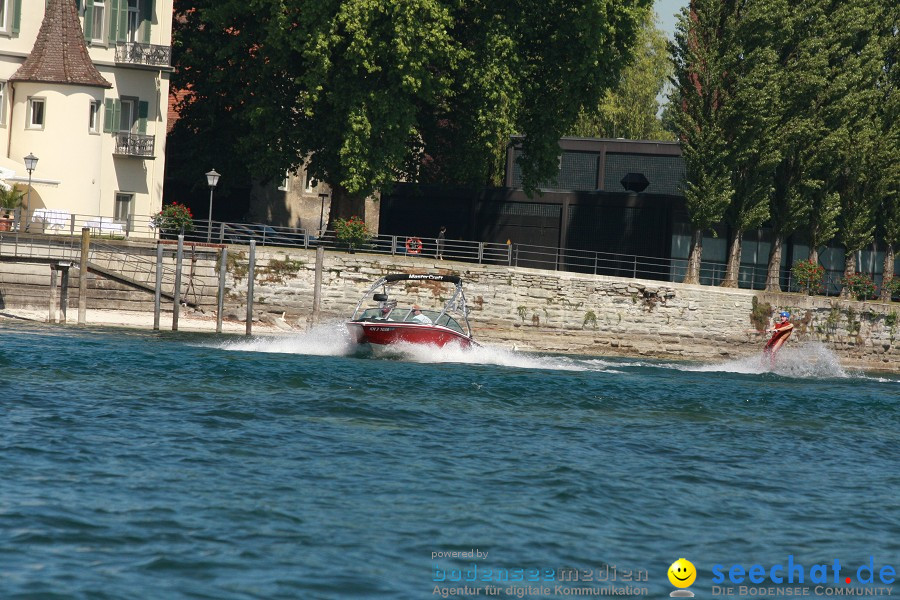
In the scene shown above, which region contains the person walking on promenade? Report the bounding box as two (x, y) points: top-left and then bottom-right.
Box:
(436, 226), (446, 260)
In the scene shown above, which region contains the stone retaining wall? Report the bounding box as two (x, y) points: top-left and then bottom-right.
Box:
(220, 248), (899, 370)
(2, 241), (899, 371)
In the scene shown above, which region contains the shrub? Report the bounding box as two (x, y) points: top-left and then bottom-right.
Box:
(883, 276), (900, 300)
(0, 184), (25, 216)
(750, 296), (773, 332)
(843, 272), (876, 301)
(792, 259), (825, 295)
(151, 202), (194, 234)
(333, 216), (372, 251)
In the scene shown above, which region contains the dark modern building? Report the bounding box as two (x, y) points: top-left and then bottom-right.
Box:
(380, 137), (893, 290)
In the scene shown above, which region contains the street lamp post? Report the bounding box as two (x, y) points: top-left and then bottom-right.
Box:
(318, 192), (329, 237)
(205, 169), (221, 242)
(24, 153), (38, 219)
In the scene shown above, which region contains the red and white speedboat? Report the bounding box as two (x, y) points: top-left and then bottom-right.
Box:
(346, 273), (477, 349)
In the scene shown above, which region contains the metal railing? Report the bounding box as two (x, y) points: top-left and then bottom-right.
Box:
(0, 229), (215, 305)
(0, 230), (80, 263)
(114, 132), (155, 158)
(9, 208), (137, 238)
(3, 208), (895, 299)
(114, 42), (172, 67)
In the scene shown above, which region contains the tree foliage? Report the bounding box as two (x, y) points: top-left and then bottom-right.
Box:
(826, 0), (893, 290)
(170, 0), (652, 222)
(718, 0), (783, 287)
(669, 0), (736, 283)
(569, 10), (674, 141)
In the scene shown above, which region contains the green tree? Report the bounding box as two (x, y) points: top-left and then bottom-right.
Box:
(825, 0), (893, 296)
(170, 0), (652, 225)
(764, 0), (830, 291)
(878, 193), (900, 301)
(168, 2), (291, 199)
(806, 190), (840, 265)
(669, 0), (736, 284)
(569, 10), (674, 141)
(876, 4), (900, 301)
(719, 0), (783, 288)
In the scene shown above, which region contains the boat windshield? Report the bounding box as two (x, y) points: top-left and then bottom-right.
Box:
(354, 307), (464, 333)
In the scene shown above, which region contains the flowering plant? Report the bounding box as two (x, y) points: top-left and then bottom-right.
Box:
(791, 259), (825, 295)
(882, 276), (900, 299)
(151, 202), (194, 234)
(843, 272), (876, 301)
(333, 216), (371, 251)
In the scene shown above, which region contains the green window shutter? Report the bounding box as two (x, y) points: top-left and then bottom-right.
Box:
(107, 0), (118, 43)
(117, 0), (127, 42)
(137, 101), (148, 134)
(140, 0), (151, 43)
(113, 100), (122, 132)
(103, 98), (114, 133)
(12, 0), (22, 34)
(83, 0), (94, 40)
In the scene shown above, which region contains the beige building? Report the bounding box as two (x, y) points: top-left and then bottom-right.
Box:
(0, 0), (171, 234)
(248, 171), (380, 236)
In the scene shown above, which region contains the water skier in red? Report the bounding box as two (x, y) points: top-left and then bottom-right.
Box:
(763, 311), (794, 365)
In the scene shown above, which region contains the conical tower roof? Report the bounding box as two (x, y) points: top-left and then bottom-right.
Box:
(9, 0), (111, 88)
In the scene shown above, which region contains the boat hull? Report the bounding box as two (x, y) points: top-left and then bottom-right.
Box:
(346, 321), (475, 348)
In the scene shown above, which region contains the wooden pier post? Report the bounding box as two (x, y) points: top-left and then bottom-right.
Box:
(312, 246), (324, 327)
(246, 240), (256, 336)
(216, 247), (227, 333)
(173, 234), (184, 331)
(58, 262), (71, 324)
(154, 243), (163, 331)
(78, 227), (90, 325)
(49, 266), (58, 323)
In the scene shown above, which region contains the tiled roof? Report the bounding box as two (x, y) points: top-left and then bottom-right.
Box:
(9, 0), (111, 88)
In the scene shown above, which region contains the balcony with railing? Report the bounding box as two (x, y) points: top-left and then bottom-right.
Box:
(114, 133), (155, 158)
(114, 42), (172, 67)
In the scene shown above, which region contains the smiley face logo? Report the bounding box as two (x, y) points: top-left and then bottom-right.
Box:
(668, 558), (697, 588)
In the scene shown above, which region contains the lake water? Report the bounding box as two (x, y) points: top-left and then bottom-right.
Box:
(1, 321), (898, 599)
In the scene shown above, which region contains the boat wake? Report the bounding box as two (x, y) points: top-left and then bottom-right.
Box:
(683, 342), (849, 378)
(211, 327), (893, 381)
(211, 321), (622, 372)
(368, 340), (623, 372)
(215, 322), (358, 356)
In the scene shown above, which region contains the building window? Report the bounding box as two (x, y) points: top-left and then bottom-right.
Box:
(0, 0), (7, 33)
(305, 171), (317, 193)
(278, 173), (291, 192)
(28, 98), (45, 129)
(114, 193), (134, 223)
(119, 98), (136, 132)
(91, 0), (106, 42)
(0, 81), (6, 126)
(89, 100), (100, 133)
(126, 0), (140, 42)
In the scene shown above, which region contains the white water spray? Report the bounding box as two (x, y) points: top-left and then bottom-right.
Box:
(209, 325), (891, 381)
(209, 320), (624, 372)
(686, 342), (849, 378)
(215, 321), (357, 356)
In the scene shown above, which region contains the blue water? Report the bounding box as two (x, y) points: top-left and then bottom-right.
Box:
(1, 321), (898, 599)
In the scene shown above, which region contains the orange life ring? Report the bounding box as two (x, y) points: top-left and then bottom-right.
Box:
(406, 237), (423, 254)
